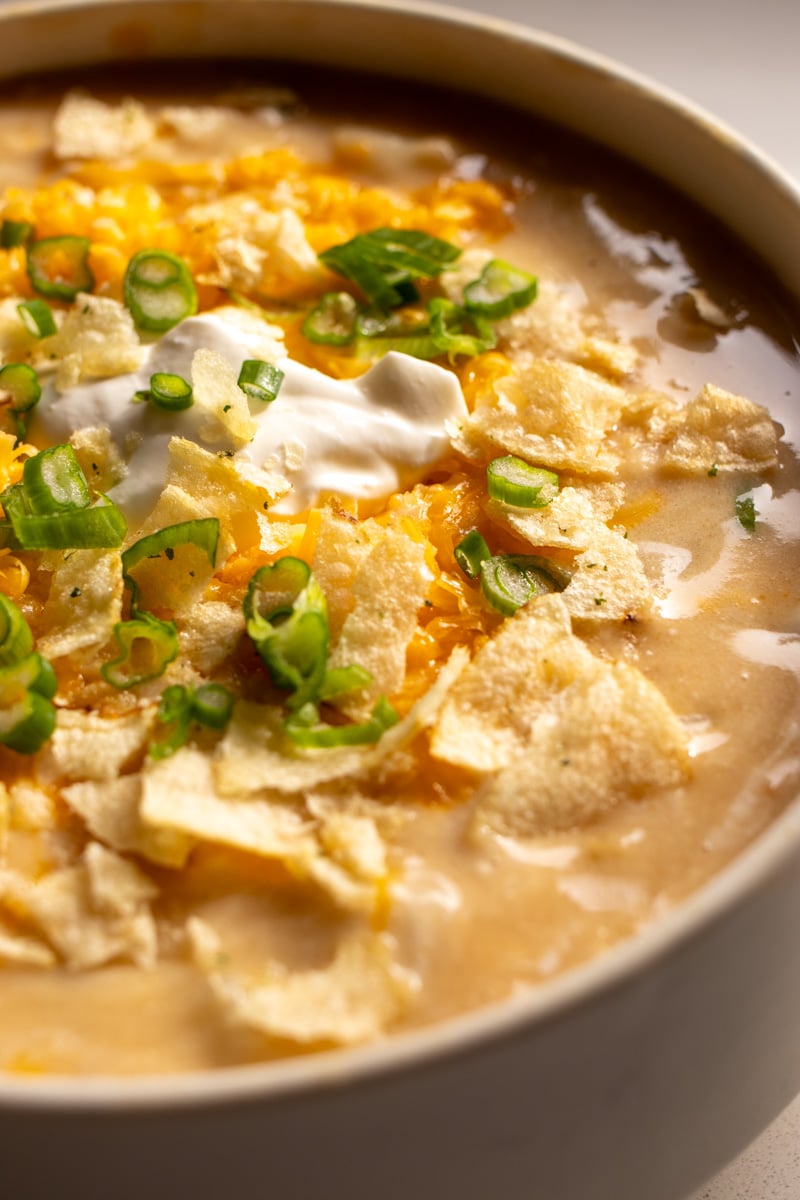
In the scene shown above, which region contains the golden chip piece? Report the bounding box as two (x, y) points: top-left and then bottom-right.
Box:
(36, 708), (155, 784)
(7, 844), (158, 970)
(472, 660), (689, 838)
(37, 548), (123, 661)
(431, 596), (595, 772)
(189, 919), (414, 1045)
(53, 92), (155, 160)
(62, 775), (194, 868)
(454, 359), (629, 474)
(44, 294), (144, 390)
(328, 527), (430, 719)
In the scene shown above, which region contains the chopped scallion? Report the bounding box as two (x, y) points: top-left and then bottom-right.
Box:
(480, 553), (571, 617)
(27, 235), (94, 301)
(148, 372), (193, 412)
(302, 291), (361, 345)
(101, 613), (179, 690)
(237, 359), (284, 403)
(123, 248), (198, 333)
(428, 297), (496, 359)
(486, 456), (559, 508)
(284, 694), (399, 748)
(0, 219), (34, 249)
(16, 299), (57, 339)
(0, 363), (41, 414)
(454, 529), (491, 579)
(736, 494), (757, 532)
(319, 228), (460, 309)
(463, 258), (538, 319)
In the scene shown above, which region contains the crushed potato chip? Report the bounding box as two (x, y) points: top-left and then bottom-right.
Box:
(453, 359), (629, 474)
(63, 775), (193, 868)
(189, 918), (413, 1045)
(44, 294), (143, 390)
(191, 347), (257, 446)
(36, 708), (155, 785)
(472, 661), (689, 838)
(563, 523), (655, 622)
(6, 844), (158, 970)
(37, 548), (123, 660)
(328, 527), (430, 719)
(431, 596), (595, 772)
(53, 93), (155, 161)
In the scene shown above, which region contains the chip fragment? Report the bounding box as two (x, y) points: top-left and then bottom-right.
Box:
(472, 660), (689, 838)
(53, 92), (156, 161)
(189, 918), (413, 1045)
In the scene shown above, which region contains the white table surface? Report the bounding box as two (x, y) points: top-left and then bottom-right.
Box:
(453, 1), (800, 1196)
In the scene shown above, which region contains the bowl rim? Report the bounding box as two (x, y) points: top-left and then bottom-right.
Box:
(0, 0), (799, 1112)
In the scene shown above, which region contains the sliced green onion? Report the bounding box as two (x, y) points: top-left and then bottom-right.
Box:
(260, 610), (329, 712)
(736, 494), (757, 532)
(480, 553), (572, 617)
(149, 681), (234, 759)
(149, 684), (193, 760)
(244, 557), (330, 710)
(0, 687), (56, 754)
(284, 695), (399, 748)
(454, 529), (491, 579)
(428, 297), (496, 359)
(463, 258), (538, 319)
(149, 372), (193, 412)
(353, 308), (438, 360)
(319, 663), (373, 701)
(17, 299), (57, 339)
(0, 594), (33, 667)
(193, 682), (234, 729)
(27, 235), (94, 301)
(243, 556), (325, 641)
(123, 248), (198, 333)
(0, 444), (126, 551)
(1, 220), (34, 249)
(122, 518), (219, 610)
(0, 652), (57, 754)
(319, 228), (460, 309)
(302, 292), (361, 346)
(22, 444), (91, 512)
(0, 501), (126, 551)
(486, 456), (559, 508)
(0, 364), (41, 425)
(237, 359), (284, 403)
(101, 613), (179, 689)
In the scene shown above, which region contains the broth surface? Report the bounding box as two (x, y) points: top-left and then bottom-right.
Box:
(0, 66), (798, 1075)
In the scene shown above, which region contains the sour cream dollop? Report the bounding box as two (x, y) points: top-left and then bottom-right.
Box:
(31, 309), (468, 519)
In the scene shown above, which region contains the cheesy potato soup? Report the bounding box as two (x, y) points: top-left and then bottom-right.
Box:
(0, 68), (798, 1076)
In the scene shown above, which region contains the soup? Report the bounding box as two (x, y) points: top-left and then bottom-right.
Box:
(0, 66), (798, 1076)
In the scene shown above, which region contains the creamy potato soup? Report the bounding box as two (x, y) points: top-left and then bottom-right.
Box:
(0, 66), (798, 1076)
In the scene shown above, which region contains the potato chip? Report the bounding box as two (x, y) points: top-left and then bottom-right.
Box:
(36, 708), (154, 784)
(454, 359), (628, 474)
(69, 425), (126, 496)
(0, 926), (56, 967)
(8, 782), (56, 832)
(431, 596), (595, 772)
(191, 347), (257, 447)
(660, 384), (779, 474)
(563, 523), (655, 622)
(53, 92), (155, 160)
(328, 527), (430, 719)
(472, 660), (689, 838)
(311, 507), (385, 637)
(178, 600), (245, 674)
(214, 648), (468, 798)
(37, 548), (123, 660)
(12, 843), (158, 970)
(187, 196), (320, 290)
(486, 483), (624, 552)
(62, 775), (193, 868)
(44, 294), (143, 390)
(188, 918), (413, 1045)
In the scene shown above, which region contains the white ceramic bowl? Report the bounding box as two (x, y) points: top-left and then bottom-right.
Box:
(2, 3), (800, 1198)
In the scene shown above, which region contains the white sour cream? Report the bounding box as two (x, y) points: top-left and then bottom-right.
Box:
(30, 310), (468, 520)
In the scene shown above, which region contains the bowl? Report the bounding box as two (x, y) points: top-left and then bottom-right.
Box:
(1, 3), (799, 1198)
